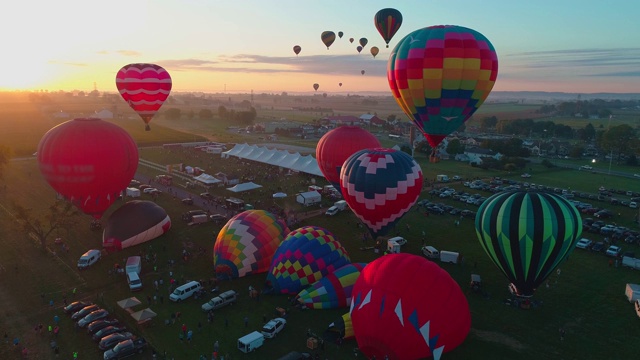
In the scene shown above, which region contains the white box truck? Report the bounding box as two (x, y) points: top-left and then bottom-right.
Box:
(334, 200), (347, 210)
(625, 283), (640, 302)
(238, 331), (265, 353)
(437, 174), (450, 182)
(126, 187), (141, 197)
(440, 251), (459, 264)
(189, 214), (209, 225)
(622, 256), (640, 270)
(125, 256), (142, 275)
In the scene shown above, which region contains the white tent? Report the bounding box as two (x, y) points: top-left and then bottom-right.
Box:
(227, 182), (263, 193)
(117, 297), (142, 310)
(193, 173), (221, 185)
(222, 144), (324, 177)
(131, 308), (157, 324)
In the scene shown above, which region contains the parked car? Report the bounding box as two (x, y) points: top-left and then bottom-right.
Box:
(103, 338), (147, 360)
(387, 236), (407, 246)
(181, 198), (194, 205)
(605, 245), (622, 257)
(87, 319), (119, 334)
(460, 210), (476, 218)
(71, 304), (100, 321)
(64, 301), (92, 314)
(93, 326), (127, 342)
(261, 318), (287, 339)
(78, 309), (109, 328)
(142, 187), (158, 194)
(99, 332), (134, 351)
(580, 165), (593, 170)
(591, 241), (605, 252)
(594, 209), (614, 219)
(575, 238), (593, 250)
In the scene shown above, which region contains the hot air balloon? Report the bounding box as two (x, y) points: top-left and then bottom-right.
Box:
(356, 46), (363, 53)
(475, 191), (582, 297)
(370, 46), (379, 58)
(374, 8), (403, 48)
(37, 118), (139, 220)
(321, 31), (336, 49)
(349, 37), (354, 43)
(266, 226), (350, 295)
(316, 126), (380, 196)
(351, 253), (470, 360)
(293, 45), (301, 56)
(328, 312), (355, 340)
(297, 263), (366, 309)
(388, 25), (499, 160)
(338, 31), (344, 38)
(338, 82), (343, 87)
(103, 200), (171, 252)
(313, 83), (320, 91)
(214, 210), (289, 280)
(115, 63), (172, 131)
(359, 38), (368, 48)
(340, 148), (422, 239)
(361, 70), (365, 75)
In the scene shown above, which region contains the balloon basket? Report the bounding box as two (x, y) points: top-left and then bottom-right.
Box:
(429, 156), (440, 163)
(307, 337), (318, 350)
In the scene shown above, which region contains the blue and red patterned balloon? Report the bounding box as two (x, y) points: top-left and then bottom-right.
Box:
(296, 263), (366, 309)
(339, 148), (423, 238)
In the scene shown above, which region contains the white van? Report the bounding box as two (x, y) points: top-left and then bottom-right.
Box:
(325, 206), (339, 216)
(127, 272), (142, 291)
(238, 331), (265, 353)
(440, 250), (460, 264)
(421, 246), (439, 259)
(77, 249), (101, 270)
(169, 281), (202, 302)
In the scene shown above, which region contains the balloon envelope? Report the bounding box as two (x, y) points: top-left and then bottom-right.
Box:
(349, 37), (354, 43)
(340, 148), (423, 239)
(321, 31), (336, 49)
(370, 46), (379, 58)
(115, 63), (172, 130)
(316, 126), (381, 194)
(266, 226), (350, 295)
(37, 118), (139, 219)
(338, 31), (344, 38)
(103, 200), (171, 251)
(339, 82), (343, 87)
(359, 38), (368, 48)
(293, 45), (301, 55)
(356, 46), (363, 53)
(374, 8), (403, 48)
(297, 263), (366, 309)
(351, 253), (470, 360)
(214, 210), (289, 280)
(361, 70), (365, 75)
(313, 83), (320, 91)
(475, 191), (582, 297)
(387, 25), (499, 149)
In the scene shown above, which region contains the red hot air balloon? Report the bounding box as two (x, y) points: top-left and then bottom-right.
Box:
(375, 8), (403, 48)
(340, 148), (422, 239)
(293, 45), (301, 56)
(351, 253), (471, 360)
(316, 127), (380, 195)
(37, 118), (139, 219)
(116, 63), (172, 131)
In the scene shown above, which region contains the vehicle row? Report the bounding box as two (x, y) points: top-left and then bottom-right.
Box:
(575, 238), (632, 258)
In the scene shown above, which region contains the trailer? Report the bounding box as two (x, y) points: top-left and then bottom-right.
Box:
(296, 191), (321, 207)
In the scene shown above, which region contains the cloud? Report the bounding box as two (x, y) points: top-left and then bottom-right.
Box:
(504, 48), (640, 77)
(47, 60), (88, 67)
(116, 50), (142, 56)
(157, 53), (386, 77)
(96, 50), (109, 55)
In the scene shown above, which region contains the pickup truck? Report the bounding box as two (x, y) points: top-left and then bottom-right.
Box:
(202, 290), (237, 312)
(103, 338), (146, 360)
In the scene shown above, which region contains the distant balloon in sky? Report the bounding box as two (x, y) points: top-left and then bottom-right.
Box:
(321, 31), (336, 49)
(313, 83), (320, 91)
(37, 118), (139, 219)
(115, 63), (172, 131)
(361, 70), (365, 75)
(338, 31), (344, 38)
(359, 38), (368, 48)
(370, 46), (379, 58)
(374, 8), (403, 48)
(356, 46), (363, 53)
(349, 37), (354, 43)
(293, 45), (301, 56)
(339, 82), (343, 87)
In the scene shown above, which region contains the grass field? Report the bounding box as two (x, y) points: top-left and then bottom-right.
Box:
(1, 93), (640, 359)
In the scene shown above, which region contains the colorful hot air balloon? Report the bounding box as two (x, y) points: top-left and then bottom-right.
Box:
(316, 126), (381, 195)
(340, 148), (423, 239)
(349, 37), (355, 43)
(293, 45), (301, 56)
(313, 83), (320, 91)
(297, 263), (366, 309)
(361, 70), (365, 75)
(103, 200), (171, 251)
(266, 226), (350, 295)
(351, 253), (470, 360)
(475, 191), (582, 297)
(338, 31), (344, 38)
(359, 37), (368, 48)
(321, 31), (336, 49)
(370, 46), (379, 58)
(328, 312), (355, 340)
(374, 8), (403, 48)
(37, 118), (139, 219)
(115, 63), (172, 131)
(356, 46), (363, 53)
(387, 25), (499, 157)
(214, 210), (289, 280)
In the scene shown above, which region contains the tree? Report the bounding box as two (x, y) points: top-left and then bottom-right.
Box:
(218, 105), (228, 119)
(446, 139), (465, 155)
(480, 116), (498, 131)
(582, 123), (596, 141)
(199, 109), (213, 119)
(12, 200), (79, 251)
(0, 145), (12, 181)
(164, 108), (182, 120)
(600, 124), (639, 159)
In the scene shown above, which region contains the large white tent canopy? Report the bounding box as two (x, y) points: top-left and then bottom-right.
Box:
(222, 144), (324, 177)
(227, 182), (263, 193)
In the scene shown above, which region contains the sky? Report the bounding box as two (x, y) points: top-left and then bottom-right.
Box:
(2, 0), (639, 94)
